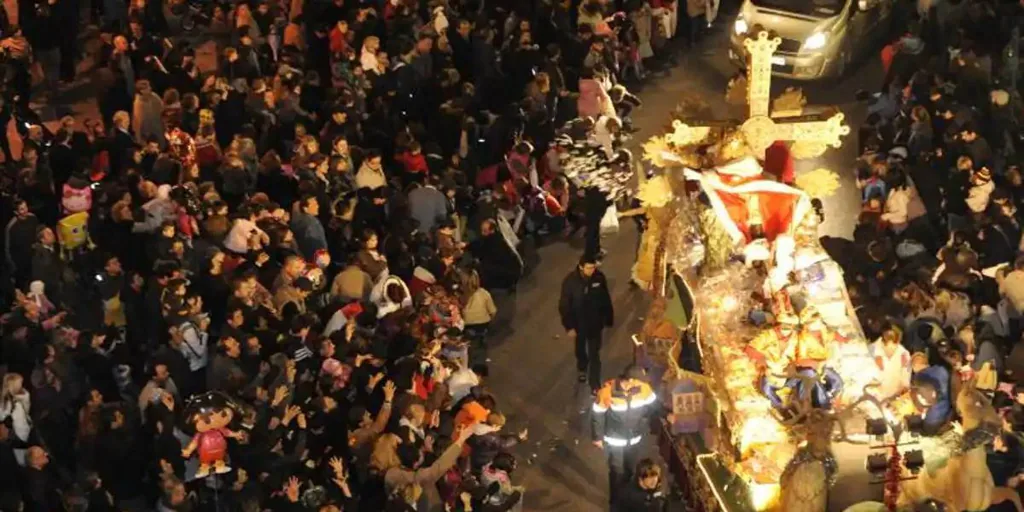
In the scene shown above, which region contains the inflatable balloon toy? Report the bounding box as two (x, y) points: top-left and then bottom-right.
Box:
(180, 391), (247, 479)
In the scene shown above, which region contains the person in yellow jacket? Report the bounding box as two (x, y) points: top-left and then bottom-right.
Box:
(591, 365), (661, 506)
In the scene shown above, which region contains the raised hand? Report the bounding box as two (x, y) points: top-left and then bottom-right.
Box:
(382, 380), (396, 402)
(284, 476), (301, 503)
(272, 385), (289, 407)
(282, 405), (301, 424)
(367, 372), (384, 389)
(329, 456), (346, 478)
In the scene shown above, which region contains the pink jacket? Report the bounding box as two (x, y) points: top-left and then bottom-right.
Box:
(577, 79), (614, 119)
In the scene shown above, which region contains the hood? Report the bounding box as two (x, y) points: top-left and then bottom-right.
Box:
(741, 1), (840, 43)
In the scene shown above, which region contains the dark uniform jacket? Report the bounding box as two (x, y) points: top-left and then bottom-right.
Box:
(591, 380), (657, 445)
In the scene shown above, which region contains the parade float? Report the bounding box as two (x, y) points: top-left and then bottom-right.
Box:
(631, 30), (995, 512)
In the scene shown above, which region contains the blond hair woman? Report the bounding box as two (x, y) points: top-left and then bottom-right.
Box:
(0, 373), (33, 465)
(461, 269), (497, 355)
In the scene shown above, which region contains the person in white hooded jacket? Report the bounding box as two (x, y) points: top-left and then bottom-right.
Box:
(371, 275), (413, 318)
(880, 171), (926, 233)
(0, 374), (33, 466)
(223, 208), (270, 254)
(966, 167), (995, 214)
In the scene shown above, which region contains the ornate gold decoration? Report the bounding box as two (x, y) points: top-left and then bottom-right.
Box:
(726, 75), (748, 106)
(771, 87), (806, 118)
(667, 120), (713, 147)
(638, 175), (673, 209)
(645, 30), (850, 167)
(743, 31), (781, 117)
(712, 131), (756, 167)
(790, 141), (829, 160)
(795, 168), (841, 198)
(642, 136), (673, 168)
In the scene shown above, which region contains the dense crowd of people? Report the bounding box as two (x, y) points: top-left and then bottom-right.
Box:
(0, 0), (702, 509)
(833, 0), (1024, 498)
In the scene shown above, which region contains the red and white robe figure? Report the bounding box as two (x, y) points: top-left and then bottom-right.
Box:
(763, 141), (795, 185)
(684, 156), (812, 247)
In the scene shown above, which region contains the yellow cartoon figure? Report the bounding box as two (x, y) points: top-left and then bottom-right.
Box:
(57, 212), (95, 260)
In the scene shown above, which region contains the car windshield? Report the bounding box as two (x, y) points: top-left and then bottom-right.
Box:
(751, 0), (844, 17)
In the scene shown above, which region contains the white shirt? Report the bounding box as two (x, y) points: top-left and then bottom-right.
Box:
(360, 48), (379, 72)
(869, 340), (911, 400)
(355, 163), (387, 190)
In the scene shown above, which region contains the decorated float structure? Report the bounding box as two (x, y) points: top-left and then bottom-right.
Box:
(631, 30), (1017, 512)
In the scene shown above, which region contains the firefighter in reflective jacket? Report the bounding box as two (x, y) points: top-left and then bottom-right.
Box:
(591, 364), (659, 506)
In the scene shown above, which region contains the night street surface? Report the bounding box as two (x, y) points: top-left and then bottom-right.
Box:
(23, 11), (886, 511)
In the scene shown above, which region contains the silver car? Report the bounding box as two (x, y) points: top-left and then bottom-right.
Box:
(729, 0), (895, 80)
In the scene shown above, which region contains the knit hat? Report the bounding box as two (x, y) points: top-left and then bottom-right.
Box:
(973, 167), (992, 183)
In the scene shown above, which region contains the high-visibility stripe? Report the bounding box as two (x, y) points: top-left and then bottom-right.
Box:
(608, 392), (658, 411)
(592, 403), (608, 413)
(603, 435), (643, 447)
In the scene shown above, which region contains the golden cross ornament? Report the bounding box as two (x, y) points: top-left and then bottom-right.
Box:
(671, 30), (850, 157)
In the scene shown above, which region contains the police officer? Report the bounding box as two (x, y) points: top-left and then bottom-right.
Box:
(591, 364), (659, 506)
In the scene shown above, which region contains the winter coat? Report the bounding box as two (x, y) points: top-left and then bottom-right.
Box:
(4, 214), (40, 275)
(631, 5), (655, 59)
(615, 481), (668, 512)
(408, 186), (449, 234)
(370, 275), (413, 317)
(966, 179), (995, 213)
(577, 79), (615, 119)
(290, 211), (328, 260)
(907, 121), (934, 157)
(361, 47), (379, 72)
(881, 185), (926, 233)
(132, 91), (165, 146)
(463, 288), (497, 326)
(558, 268), (614, 334)
(331, 265), (374, 304)
(355, 161), (387, 190)
(222, 218), (267, 255)
(1001, 270), (1024, 316)
(357, 250), (389, 282)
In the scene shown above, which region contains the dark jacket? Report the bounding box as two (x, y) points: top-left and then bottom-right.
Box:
(467, 233), (522, 290)
(23, 466), (62, 512)
(30, 244), (62, 298)
(4, 213), (39, 277)
(615, 480), (667, 512)
(558, 268), (613, 334)
(407, 186), (449, 234)
(290, 211), (329, 261)
(109, 129), (138, 179)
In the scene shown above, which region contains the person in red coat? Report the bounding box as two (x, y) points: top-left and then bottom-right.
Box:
(764, 140), (795, 185)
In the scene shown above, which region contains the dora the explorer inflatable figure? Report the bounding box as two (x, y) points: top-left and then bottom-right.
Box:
(181, 391), (246, 479)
